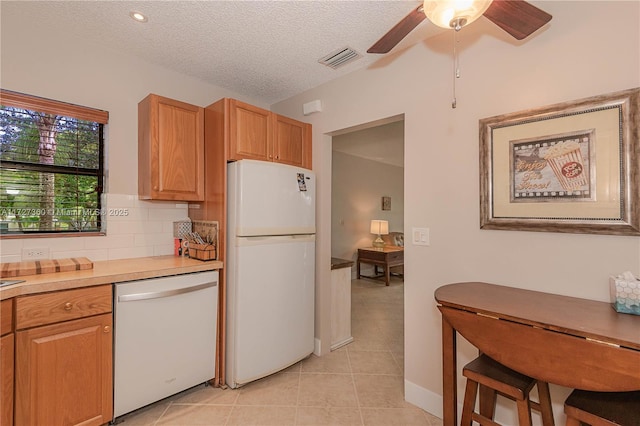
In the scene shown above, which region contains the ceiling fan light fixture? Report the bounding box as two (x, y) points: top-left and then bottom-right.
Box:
(422, 0), (493, 30)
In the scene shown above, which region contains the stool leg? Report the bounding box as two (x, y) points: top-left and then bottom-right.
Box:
(479, 384), (498, 420)
(516, 399), (533, 426)
(461, 380), (479, 426)
(536, 381), (555, 426)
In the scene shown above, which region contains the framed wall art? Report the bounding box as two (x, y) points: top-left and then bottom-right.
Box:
(382, 196), (391, 211)
(479, 87), (639, 236)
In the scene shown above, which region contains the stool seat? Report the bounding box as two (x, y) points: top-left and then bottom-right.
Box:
(564, 390), (640, 426)
(461, 354), (555, 426)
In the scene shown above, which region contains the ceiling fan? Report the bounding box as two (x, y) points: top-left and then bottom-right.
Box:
(368, 0), (552, 54)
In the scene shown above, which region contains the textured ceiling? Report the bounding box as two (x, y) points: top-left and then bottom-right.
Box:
(1, 0), (446, 105)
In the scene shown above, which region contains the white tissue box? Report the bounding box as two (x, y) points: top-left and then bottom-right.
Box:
(609, 275), (640, 315)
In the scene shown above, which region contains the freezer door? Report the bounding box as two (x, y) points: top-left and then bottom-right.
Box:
(226, 234), (315, 388)
(228, 160), (315, 236)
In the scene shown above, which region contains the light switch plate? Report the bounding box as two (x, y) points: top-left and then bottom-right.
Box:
(412, 227), (430, 246)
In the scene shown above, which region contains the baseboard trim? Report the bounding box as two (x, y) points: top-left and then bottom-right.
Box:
(330, 336), (354, 351)
(313, 337), (322, 356)
(404, 379), (443, 419)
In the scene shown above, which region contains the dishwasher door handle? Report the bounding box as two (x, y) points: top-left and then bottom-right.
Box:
(117, 281), (217, 302)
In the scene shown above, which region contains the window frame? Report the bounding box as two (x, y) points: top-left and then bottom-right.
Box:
(0, 89), (108, 238)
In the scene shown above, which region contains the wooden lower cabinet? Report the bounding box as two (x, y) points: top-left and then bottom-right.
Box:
(1, 333), (14, 426)
(1, 297), (14, 426)
(15, 313), (113, 426)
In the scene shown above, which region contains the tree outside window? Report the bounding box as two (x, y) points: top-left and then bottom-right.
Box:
(0, 90), (107, 235)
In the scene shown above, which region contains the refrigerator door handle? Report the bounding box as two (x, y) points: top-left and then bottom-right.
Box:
(237, 234), (315, 246)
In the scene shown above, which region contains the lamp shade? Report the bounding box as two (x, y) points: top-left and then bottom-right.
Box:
(370, 220), (389, 235)
(422, 0), (493, 29)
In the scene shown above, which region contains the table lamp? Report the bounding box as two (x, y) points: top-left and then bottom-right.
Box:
(370, 219), (389, 248)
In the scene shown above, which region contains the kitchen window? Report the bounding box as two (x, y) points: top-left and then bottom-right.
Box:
(0, 89), (108, 236)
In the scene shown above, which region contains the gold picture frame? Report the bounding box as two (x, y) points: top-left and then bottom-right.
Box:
(479, 88), (640, 236)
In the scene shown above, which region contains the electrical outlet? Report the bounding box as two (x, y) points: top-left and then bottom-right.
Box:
(22, 247), (50, 260)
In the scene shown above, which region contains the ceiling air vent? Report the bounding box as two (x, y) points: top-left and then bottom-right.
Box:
(318, 46), (361, 70)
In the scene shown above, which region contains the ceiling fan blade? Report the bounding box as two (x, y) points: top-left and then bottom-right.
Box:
(483, 0), (552, 40)
(367, 5), (426, 54)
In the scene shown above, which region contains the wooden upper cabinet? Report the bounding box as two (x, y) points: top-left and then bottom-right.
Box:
(138, 94), (205, 201)
(272, 113), (312, 169)
(228, 99), (271, 162)
(226, 99), (312, 169)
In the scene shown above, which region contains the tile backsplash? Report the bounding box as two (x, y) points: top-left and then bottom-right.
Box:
(0, 193), (190, 263)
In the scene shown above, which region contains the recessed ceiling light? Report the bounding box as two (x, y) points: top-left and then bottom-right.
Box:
(129, 11), (148, 23)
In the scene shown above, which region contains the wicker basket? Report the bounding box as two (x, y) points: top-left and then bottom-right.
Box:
(189, 243), (217, 261)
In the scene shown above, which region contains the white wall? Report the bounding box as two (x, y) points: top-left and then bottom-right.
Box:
(331, 151), (404, 264)
(273, 1), (640, 422)
(0, 11), (261, 262)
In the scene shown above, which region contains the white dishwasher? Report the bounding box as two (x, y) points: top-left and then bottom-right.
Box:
(113, 270), (218, 418)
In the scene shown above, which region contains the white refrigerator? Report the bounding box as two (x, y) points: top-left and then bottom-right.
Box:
(226, 159), (315, 388)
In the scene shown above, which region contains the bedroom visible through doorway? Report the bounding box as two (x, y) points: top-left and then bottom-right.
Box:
(330, 116), (405, 374)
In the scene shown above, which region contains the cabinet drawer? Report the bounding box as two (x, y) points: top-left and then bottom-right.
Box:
(16, 285), (112, 330)
(359, 249), (385, 262)
(386, 251), (403, 263)
(1, 299), (12, 336)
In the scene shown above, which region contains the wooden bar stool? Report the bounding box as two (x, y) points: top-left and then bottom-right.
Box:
(461, 354), (555, 426)
(564, 390), (640, 426)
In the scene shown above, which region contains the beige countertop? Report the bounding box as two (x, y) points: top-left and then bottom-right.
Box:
(0, 256), (223, 300)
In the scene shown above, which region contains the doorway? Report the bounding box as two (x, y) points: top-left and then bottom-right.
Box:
(329, 116), (405, 373)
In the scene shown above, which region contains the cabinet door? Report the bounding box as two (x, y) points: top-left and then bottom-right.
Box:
(228, 99), (271, 161)
(139, 94), (204, 201)
(15, 314), (113, 426)
(1, 333), (13, 426)
(272, 114), (312, 169)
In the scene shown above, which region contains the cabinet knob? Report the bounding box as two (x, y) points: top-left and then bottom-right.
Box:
(64, 302), (73, 311)
(103, 326), (111, 334)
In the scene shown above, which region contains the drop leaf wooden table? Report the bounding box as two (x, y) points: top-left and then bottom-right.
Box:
(435, 282), (640, 426)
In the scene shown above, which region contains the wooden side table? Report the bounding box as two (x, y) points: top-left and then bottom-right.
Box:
(357, 246), (404, 286)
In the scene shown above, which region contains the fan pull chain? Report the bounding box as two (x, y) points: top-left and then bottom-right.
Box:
(452, 28), (460, 109)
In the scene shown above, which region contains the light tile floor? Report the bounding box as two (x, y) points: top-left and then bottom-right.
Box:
(116, 276), (443, 425)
